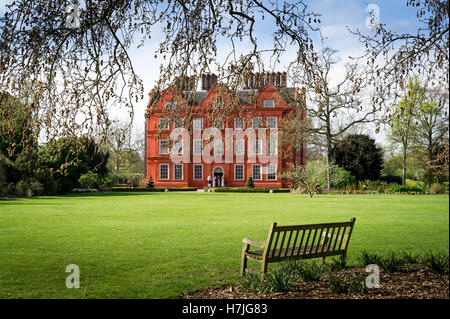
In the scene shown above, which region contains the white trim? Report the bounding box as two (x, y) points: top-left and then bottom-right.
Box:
(174, 163), (183, 180)
(267, 116), (277, 128)
(267, 164), (277, 180)
(159, 139), (169, 155)
(252, 164), (262, 180)
(193, 139), (202, 155)
(193, 118), (203, 130)
(159, 118), (169, 130)
(234, 164), (244, 180)
(193, 164), (203, 180)
(159, 163), (169, 180)
(263, 100), (274, 108)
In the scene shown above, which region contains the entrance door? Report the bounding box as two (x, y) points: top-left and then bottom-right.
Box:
(213, 167), (224, 187)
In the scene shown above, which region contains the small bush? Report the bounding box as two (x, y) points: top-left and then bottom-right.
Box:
(78, 171), (99, 189)
(430, 183), (445, 194)
(15, 180), (30, 197)
(146, 175), (155, 189)
(358, 250), (381, 266)
(422, 250), (449, 274)
(388, 184), (423, 193)
(328, 256), (348, 271)
(329, 275), (367, 295)
(265, 266), (298, 292)
(380, 251), (406, 273)
(239, 273), (271, 294)
(400, 250), (423, 264)
(296, 260), (326, 282)
(245, 177), (255, 188)
(379, 174), (402, 184)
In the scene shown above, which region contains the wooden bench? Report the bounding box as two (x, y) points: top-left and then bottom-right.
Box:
(241, 218), (356, 277)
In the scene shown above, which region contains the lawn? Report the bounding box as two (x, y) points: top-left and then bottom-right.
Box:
(0, 192), (448, 298)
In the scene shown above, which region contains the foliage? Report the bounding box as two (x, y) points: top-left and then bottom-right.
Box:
(295, 260), (327, 282)
(327, 256), (348, 271)
(388, 184), (423, 193)
(358, 250), (381, 266)
(379, 251), (407, 273)
(332, 134), (384, 181)
(430, 183), (446, 194)
(245, 177), (255, 188)
(422, 250), (449, 274)
(211, 187), (290, 193)
(331, 167), (355, 190)
(282, 161), (329, 197)
(379, 174), (403, 185)
(146, 175), (155, 189)
(329, 275), (367, 295)
(78, 171), (100, 189)
(400, 250), (423, 264)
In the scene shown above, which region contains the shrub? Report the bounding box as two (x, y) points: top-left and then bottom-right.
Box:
(78, 171), (99, 189)
(379, 251), (406, 273)
(245, 177), (255, 188)
(332, 167), (356, 190)
(400, 250), (423, 264)
(239, 273), (270, 294)
(28, 179), (44, 196)
(146, 175), (155, 189)
(388, 184), (423, 193)
(430, 183), (445, 194)
(212, 187), (290, 193)
(328, 256), (348, 271)
(358, 250), (381, 266)
(422, 250), (449, 274)
(329, 275), (367, 295)
(265, 265), (298, 293)
(329, 276), (351, 294)
(15, 180), (30, 197)
(296, 260), (326, 282)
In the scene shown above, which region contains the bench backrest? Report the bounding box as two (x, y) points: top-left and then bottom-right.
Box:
(263, 218), (356, 262)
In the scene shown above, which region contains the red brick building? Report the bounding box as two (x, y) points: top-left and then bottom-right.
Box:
(144, 72), (306, 188)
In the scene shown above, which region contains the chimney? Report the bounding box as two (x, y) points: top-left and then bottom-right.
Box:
(201, 73), (217, 90)
(281, 72), (287, 87)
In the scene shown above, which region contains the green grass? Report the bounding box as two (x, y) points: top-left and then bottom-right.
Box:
(0, 192), (448, 298)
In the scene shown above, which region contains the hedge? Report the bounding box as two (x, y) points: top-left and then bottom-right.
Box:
(210, 187), (291, 193)
(111, 186), (198, 192)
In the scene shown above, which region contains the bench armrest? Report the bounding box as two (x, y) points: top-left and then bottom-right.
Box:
(242, 238), (265, 248)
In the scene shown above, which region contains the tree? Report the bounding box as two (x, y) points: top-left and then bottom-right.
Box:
(412, 89), (449, 189)
(351, 0), (448, 117)
(387, 78), (422, 185)
(245, 177), (255, 188)
(0, 0), (321, 148)
(331, 134), (384, 182)
(146, 175), (154, 189)
(282, 161), (329, 198)
(289, 47), (378, 189)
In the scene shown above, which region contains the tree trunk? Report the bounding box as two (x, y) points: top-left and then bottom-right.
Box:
(402, 148), (407, 186)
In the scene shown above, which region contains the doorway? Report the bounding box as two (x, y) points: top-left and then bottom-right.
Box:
(213, 166), (224, 187)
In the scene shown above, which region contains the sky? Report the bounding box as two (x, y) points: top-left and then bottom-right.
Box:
(0, 0), (423, 146)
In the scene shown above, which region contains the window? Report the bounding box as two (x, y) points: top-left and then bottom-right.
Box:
(193, 118), (203, 130)
(235, 139), (245, 155)
(194, 164), (203, 180)
(252, 164), (262, 180)
(234, 118), (244, 129)
(214, 140), (223, 155)
(264, 100), (274, 108)
(174, 164), (183, 180)
(159, 164), (169, 180)
(234, 165), (244, 180)
(252, 117), (262, 128)
(159, 118), (170, 130)
(173, 139), (183, 155)
(267, 164), (277, 180)
(251, 139), (262, 155)
(193, 139), (202, 155)
(267, 139), (278, 155)
(166, 102), (175, 110)
(214, 101), (224, 109)
(267, 117), (277, 128)
(173, 118), (184, 128)
(159, 140), (169, 155)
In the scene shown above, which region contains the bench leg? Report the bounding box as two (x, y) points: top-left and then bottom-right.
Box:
(240, 244), (249, 275)
(260, 260), (268, 280)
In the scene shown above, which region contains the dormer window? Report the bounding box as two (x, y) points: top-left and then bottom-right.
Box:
(263, 100), (274, 108)
(166, 102), (175, 110)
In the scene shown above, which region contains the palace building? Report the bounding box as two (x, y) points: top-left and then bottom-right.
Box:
(144, 72), (306, 188)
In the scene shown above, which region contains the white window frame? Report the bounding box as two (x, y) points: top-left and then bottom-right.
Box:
(267, 117), (277, 128)
(193, 164), (203, 180)
(214, 140), (224, 155)
(159, 139), (169, 155)
(159, 118), (170, 130)
(173, 139), (183, 155)
(166, 102), (175, 110)
(234, 164), (244, 180)
(252, 164), (262, 180)
(264, 100), (274, 108)
(174, 164), (183, 180)
(234, 118), (244, 129)
(193, 139), (202, 155)
(235, 139), (245, 155)
(159, 163), (169, 180)
(267, 164), (277, 180)
(193, 118), (203, 130)
(251, 139), (262, 155)
(267, 139), (278, 155)
(252, 117), (262, 128)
